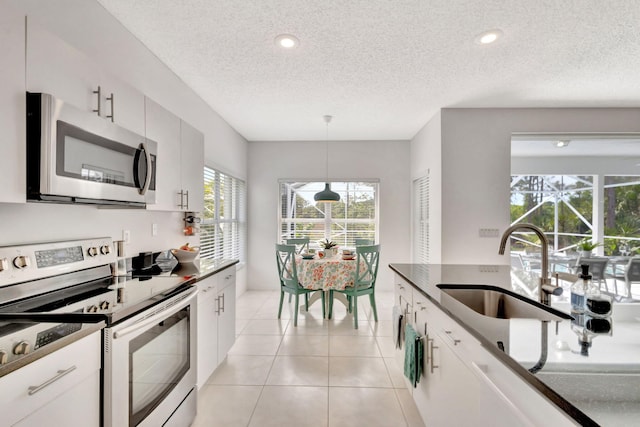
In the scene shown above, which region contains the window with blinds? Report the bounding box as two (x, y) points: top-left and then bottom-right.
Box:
(279, 181), (378, 248)
(413, 175), (429, 264)
(201, 166), (246, 262)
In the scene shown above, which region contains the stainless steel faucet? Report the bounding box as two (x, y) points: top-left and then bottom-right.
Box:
(498, 223), (562, 305)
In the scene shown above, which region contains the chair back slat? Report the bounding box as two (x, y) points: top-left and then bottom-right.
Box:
(285, 238), (310, 255)
(276, 244), (300, 290)
(354, 245), (380, 290)
(355, 238), (374, 246)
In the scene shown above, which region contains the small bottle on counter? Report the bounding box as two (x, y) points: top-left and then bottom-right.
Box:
(584, 277), (613, 317)
(570, 264), (592, 313)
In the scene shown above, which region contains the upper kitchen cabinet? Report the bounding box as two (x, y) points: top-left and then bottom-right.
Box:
(0, 8), (26, 203)
(145, 98), (181, 211)
(25, 20), (145, 135)
(145, 98), (204, 212)
(179, 120), (205, 213)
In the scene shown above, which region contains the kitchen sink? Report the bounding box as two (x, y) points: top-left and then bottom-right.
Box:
(437, 284), (572, 322)
(436, 284), (572, 355)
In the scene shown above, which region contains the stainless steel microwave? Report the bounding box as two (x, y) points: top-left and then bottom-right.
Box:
(26, 92), (156, 207)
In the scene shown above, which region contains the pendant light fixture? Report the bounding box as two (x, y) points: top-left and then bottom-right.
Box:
(314, 115), (341, 203)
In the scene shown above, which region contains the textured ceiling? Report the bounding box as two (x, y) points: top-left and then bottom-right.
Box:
(96, 0), (640, 142)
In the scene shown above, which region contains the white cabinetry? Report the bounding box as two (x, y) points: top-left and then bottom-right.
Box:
(145, 100), (204, 212)
(395, 276), (578, 427)
(26, 20), (145, 135)
(0, 6), (26, 203)
(179, 121), (205, 212)
(412, 291), (481, 426)
(144, 98), (182, 211)
(196, 275), (218, 388)
(196, 265), (236, 387)
(0, 331), (101, 427)
(216, 269), (236, 362)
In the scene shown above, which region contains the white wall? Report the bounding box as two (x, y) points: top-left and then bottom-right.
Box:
(411, 108), (640, 267)
(1, 0), (248, 293)
(410, 111), (442, 264)
(247, 140), (411, 292)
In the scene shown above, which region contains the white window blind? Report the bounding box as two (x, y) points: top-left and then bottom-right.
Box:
(278, 181), (378, 248)
(201, 166), (246, 261)
(413, 175), (429, 264)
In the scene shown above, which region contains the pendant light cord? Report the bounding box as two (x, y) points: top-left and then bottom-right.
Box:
(323, 115), (332, 181)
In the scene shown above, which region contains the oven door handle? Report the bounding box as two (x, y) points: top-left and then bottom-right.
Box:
(113, 289), (197, 339)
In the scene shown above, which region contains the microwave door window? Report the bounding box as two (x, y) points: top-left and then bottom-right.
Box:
(56, 121), (137, 188)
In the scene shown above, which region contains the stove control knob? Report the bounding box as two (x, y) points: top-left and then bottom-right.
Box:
(87, 247), (99, 257)
(99, 301), (110, 310)
(0, 350), (8, 364)
(100, 245), (111, 255)
(87, 305), (99, 313)
(13, 341), (31, 355)
(13, 255), (30, 269)
(0, 258), (8, 272)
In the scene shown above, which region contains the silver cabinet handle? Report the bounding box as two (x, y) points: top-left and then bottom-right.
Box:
(185, 190), (189, 210)
(428, 337), (439, 373)
(220, 292), (225, 313)
(178, 190), (189, 209)
(93, 86), (101, 116)
(106, 92), (114, 122)
(28, 366), (77, 395)
(215, 295), (221, 314)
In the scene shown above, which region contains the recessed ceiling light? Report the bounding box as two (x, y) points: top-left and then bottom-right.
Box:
(474, 29), (503, 45)
(553, 140), (570, 148)
(275, 34), (299, 49)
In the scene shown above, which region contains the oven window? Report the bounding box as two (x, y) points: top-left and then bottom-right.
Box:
(129, 306), (190, 426)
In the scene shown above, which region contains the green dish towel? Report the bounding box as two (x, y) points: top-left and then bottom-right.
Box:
(403, 323), (423, 388)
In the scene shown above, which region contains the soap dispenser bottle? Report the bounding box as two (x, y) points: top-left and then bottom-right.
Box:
(571, 264), (592, 313)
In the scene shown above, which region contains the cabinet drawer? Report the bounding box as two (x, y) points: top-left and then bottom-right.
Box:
(0, 331), (101, 426)
(217, 268), (236, 291)
(394, 275), (412, 307)
(196, 275), (217, 296)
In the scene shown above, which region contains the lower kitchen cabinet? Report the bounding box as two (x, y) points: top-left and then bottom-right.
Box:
(394, 275), (577, 426)
(196, 275), (219, 388)
(196, 266), (236, 388)
(216, 269), (236, 363)
(0, 331), (101, 427)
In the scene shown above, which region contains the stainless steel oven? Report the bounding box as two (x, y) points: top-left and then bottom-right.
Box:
(26, 92), (157, 207)
(104, 287), (197, 427)
(0, 238), (198, 427)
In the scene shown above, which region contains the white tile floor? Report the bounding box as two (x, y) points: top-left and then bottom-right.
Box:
(192, 290), (425, 427)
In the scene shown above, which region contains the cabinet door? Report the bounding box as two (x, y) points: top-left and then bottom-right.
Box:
(13, 372), (100, 427)
(26, 21), (99, 114)
(180, 120), (205, 213)
(197, 276), (218, 388)
(98, 71), (145, 135)
(217, 282), (236, 363)
(0, 5), (26, 203)
(0, 332), (101, 426)
(145, 98), (182, 211)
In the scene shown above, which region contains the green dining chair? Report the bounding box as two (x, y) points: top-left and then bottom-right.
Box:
(284, 238), (311, 302)
(285, 238), (310, 254)
(328, 244), (380, 329)
(354, 238), (374, 246)
(276, 243), (324, 326)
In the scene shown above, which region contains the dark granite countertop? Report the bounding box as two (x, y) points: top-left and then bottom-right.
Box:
(389, 263), (640, 427)
(170, 258), (239, 281)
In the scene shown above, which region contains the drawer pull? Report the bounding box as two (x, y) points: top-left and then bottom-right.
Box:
(28, 365), (77, 396)
(444, 330), (461, 345)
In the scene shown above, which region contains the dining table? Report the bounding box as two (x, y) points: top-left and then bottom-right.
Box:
(295, 253), (362, 316)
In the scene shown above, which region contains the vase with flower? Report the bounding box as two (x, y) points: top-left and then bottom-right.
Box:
(319, 239), (338, 258)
